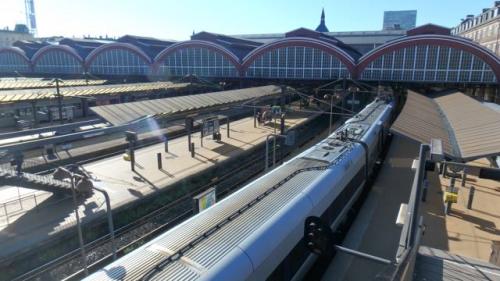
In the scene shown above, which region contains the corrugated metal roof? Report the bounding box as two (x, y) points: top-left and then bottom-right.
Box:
(434, 92), (500, 161)
(84, 98), (393, 281)
(391, 91), (455, 156)
(391, 90), (500, 161)
(0, 82), (185, 103)
(90, 85), (283, 125)
(85, 157), (327, 281)
(415, 246), (500, 281)
(0, 79), (106, 90)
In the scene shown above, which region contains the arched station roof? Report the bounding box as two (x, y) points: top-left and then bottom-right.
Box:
(241, 37), (358, 73)
(31, 45), (84, 65)
(190, 31), (262, 60)
(0, 47), (30, 64)
(153, 40), (242, 69)
(12, 40), (50, 59)
(117, 35), (176, 59)
(1, 23), (498, 82)
(59, 38), (108, 58)
(85, 42), (152, 67)
(357, 34), (500, 80)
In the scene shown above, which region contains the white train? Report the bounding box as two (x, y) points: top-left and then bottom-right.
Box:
(85, 96), (394, 281)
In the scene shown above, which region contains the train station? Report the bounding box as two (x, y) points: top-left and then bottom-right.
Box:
(0, 1), (499, 281)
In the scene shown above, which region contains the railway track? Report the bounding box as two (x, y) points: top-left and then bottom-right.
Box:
(8, 112), (325, 281)
(12, 141), (283, 281)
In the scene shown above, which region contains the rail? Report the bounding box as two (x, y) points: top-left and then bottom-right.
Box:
(0, 112), (257, 231)
(0, 117), (150, 153)
(386, 144), (430, 280)
(140, 142), (355, 280)
(1, 107), (253, 174)
(0, 166), (71, 189)
(0, 119), (102, 140)
(10, 117), (316, 281)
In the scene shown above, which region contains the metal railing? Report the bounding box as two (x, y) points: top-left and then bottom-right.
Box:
(10, 138), (281, 281)
(388, 144), (430, 280)
(0, 166), (71, 189)
(0, 191), (54, 226)
(11, 115), (325, 281)
(0, 166), (75, 227)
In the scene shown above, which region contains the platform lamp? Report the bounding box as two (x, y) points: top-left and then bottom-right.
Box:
(83, 71), (89, 85)
(49, 78), (64, 123)
(52, 167), (88, 276)
(323, 93), (335, 134)
(79, 177), (117, 261)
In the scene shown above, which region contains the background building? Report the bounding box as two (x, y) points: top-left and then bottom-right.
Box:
(237, 10), (406, 55)
(0, 24), (497, 86)
(235, 30), (406, 55)
(383, 10), (417, 30)
(0, 7), (497, 87)
(451, 1), (500, 56)
(0, 24), (34, 47)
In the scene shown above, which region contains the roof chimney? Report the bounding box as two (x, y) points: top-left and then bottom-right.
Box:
(496, 1), (500, 7)
(482, 8), (489, 13)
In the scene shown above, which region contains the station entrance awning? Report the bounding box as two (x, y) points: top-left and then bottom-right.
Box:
(391, 90), (500, 162)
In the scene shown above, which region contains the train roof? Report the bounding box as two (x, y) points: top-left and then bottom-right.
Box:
(85, 98), (393, 281)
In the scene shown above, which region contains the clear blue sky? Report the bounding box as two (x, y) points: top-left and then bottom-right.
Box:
(0, 0), (495, 40)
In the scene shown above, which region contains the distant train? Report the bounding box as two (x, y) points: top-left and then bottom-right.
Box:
(85, 95), (394, 281)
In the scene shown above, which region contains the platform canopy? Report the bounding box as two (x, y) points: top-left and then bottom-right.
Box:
(0, 79), (106, 90)
(0, 81), (185, 103)
(90, 85), (283, 125)
(391, 90), (500, 162)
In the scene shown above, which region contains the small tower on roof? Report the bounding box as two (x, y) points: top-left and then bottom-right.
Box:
(315, 8), (330, 33)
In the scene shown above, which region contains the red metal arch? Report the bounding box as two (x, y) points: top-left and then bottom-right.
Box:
(356, 35), (500, 80)
(32, 45), (84, 66)
(0, 47), (30, 64)
(85, 42), (152, 68)
(153, 40), (241, 72)
(241, 38), (357, 74)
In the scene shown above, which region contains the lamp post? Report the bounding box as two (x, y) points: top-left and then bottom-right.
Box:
(83, 71), (89, 85)
(50, 78), (64, 122)
(52, 167), (88, 276)
(92, 184), (117, 261)
(53, 167), (118, 270)
(324, 94), (335, 135)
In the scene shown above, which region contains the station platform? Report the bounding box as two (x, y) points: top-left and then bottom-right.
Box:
(0, 107), (246, 172)
(322, 135), (420, 280)
(420, 158), (500, 262)
(323, 134), (500, 280)
(0, 113), (313, 261)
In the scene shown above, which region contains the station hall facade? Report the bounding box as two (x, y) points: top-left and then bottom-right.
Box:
(0, 24), (499, 85)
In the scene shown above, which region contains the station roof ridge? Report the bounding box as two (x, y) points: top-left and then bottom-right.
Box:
(391, 90), (500, 161)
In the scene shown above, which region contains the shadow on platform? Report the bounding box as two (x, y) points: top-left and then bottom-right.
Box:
(211, 142), (244, 156)
(128, 188), (144, 198)
(0, 193), (97, 258)
(420, 170), (450, 251)
(449, 210), (500, 236)
(132, 170), (159, 190)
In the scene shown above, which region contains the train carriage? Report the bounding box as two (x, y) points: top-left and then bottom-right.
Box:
(85, 96), (394, 281)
